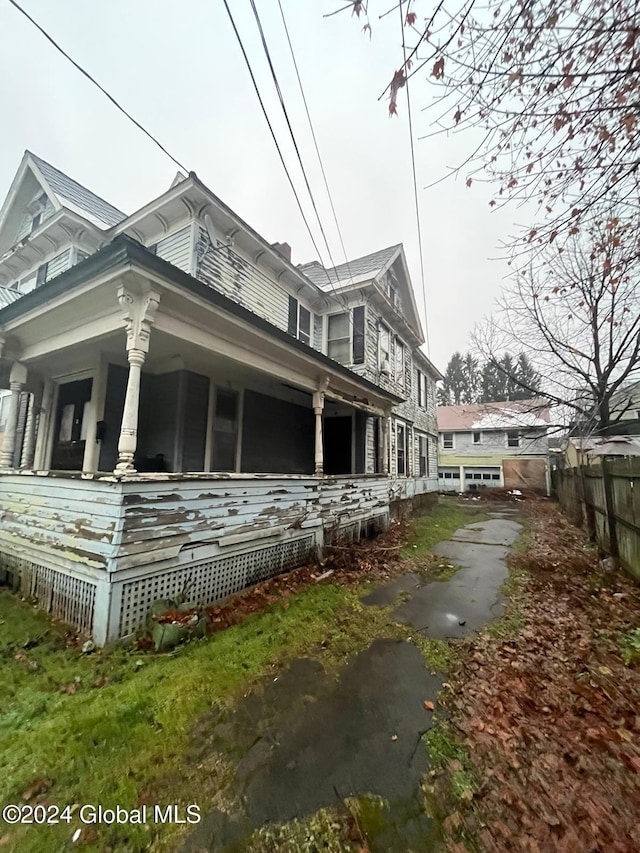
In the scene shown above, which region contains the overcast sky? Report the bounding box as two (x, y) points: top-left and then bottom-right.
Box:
(0, 0), (524, 370)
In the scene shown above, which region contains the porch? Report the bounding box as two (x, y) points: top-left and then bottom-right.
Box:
(0, 240), (406, 642)
(0, 470), (391, 643)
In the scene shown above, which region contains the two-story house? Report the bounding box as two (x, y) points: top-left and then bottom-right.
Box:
(0, 151), (441, 644)
(437, 399), (550, 493)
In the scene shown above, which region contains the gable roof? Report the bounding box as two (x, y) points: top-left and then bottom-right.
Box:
(438, 399), (550, 431)
(26, 152), (126, 228)
(299, 244), (401, 290)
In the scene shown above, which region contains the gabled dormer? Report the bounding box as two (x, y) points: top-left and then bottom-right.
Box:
(0, 151), (126, 293)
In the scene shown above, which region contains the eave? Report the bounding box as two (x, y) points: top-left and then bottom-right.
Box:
(0, 235), (403, 408)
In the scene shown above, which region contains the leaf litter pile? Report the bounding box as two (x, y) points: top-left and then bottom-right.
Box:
(442, 500), (640, 852)
(203, 521), (406, 635)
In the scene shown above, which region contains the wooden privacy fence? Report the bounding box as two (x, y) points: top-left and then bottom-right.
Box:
(553, 457), (640, 580)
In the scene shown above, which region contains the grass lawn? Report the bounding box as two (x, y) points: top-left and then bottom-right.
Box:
(0, 497), (480, 852)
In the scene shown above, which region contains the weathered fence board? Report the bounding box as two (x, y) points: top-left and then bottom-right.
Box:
(553, 457), (640, 579)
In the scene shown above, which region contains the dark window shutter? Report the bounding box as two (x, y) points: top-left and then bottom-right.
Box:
(287, 295), (298, 336)
(36, 264), (48, 287)
(353, 305), (365, 364)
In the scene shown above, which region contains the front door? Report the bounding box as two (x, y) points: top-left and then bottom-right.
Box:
(50, 379), (93, 471)
(323, 415), (353, 475)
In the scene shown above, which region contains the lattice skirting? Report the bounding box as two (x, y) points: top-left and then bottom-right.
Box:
(118, 534), (315, 637)
(0, 552), (96, 636)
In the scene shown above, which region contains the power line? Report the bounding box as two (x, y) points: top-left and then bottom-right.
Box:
(7, 0), (189, 174)
(275, 0), (356, 286)
(399, 2), (432, 357)
(221, 0), (339, 291)
(246, 0), (348, 296)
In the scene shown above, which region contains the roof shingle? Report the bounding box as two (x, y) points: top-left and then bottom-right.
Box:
(299, 244), (401, 290)
(28, 152), (126, 228)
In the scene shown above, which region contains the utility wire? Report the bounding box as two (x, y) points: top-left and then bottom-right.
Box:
(221, 0), (339, 293)
(7, 0), (189, 174)
(275, 0), (356, 287)
(246, 0), (350, 303)
(399, 2), (432, 356)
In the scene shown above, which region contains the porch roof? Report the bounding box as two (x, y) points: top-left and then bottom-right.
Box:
(0, 234), (403, 406)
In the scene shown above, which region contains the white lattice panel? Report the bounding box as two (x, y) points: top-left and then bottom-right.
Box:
(0, 553), (96, 635)
(118, 535), (314, 637)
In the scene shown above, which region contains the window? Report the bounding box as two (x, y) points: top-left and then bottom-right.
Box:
(417, 370), (427, 407)
(379, 324), (390, 370)
(418, 434), (428, 477)
(507, 430), (520, 448)
(395, 339), (405, 385)
(211, 388), (239, 471)
(491, 473), (500, 480)
(442, 432), (454, 449)
(473, 472), (482, 480)
(327, 312), (351, 364)
(482, 473), (491, 480)
(396, 422), (407, 476)
(287, 296), (312, 347)
(473, 431), (481, 444)
(326, 307), (365, 365)
(298, 306), (311, 346)
(465, 472), (473, 479)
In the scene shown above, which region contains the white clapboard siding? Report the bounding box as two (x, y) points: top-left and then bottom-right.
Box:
(46, 248), (72, 281)
(196, 229), (289, 333)
(156, 225), (193, 273)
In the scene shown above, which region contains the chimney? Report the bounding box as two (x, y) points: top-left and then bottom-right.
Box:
(271, 242), (292, 262)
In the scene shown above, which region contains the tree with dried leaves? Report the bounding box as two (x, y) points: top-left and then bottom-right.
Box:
(330, 0), (640, 255)
(474, 218), (640, 433)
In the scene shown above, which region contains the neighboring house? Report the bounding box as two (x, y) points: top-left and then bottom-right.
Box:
(437, 399), (550, 492)
(562, 435), (640, 468)
(0, 151), (441, 644)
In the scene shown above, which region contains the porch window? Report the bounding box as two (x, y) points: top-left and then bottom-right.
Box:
(288, 296), (312, 346)
(212, 388), (239, 471)
(418, 434), (428, 477)
(396, 422), (407, 476)
(327, 312), (351, 364)
(507, 430), (520, 448)
(442, 432), (454, 449)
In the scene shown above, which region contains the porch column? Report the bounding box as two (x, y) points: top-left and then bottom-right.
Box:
(33, 378), (54, 469)
(312, 390), (325, 476)
(313, 376), (329, 476)
(0, 362), (27, 468)
(114, 287), (160, 473)
(20, 392), (37, 469)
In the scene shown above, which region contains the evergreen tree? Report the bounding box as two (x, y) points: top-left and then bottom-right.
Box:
(438, 351), (466, 405)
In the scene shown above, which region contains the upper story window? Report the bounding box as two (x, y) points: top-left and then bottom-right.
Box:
(327, 306), (365, 365)
(288, 296), (312, 346)
(442, 432), (454, 449)
(507, 430), (520, 448)
(379, 324), (390, 372)
(395, 339), (405, 385)
(396, 422), (407, 476)
(417, 369), (426, 407)
(473, 431), (482, 444)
